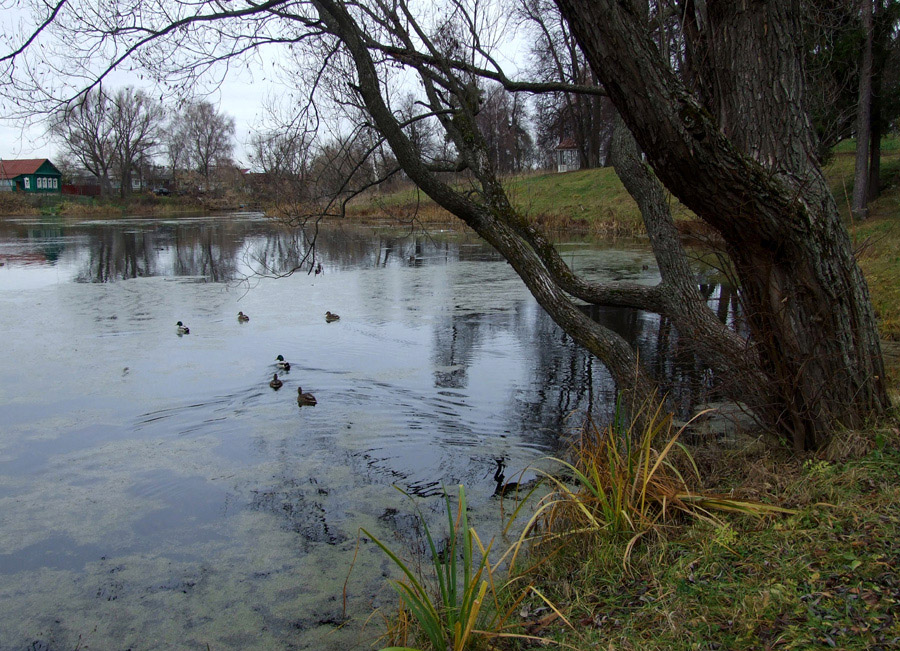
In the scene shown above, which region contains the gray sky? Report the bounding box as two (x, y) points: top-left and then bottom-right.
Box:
(0, 75), (269, 166)
(0, 0), (527, 168)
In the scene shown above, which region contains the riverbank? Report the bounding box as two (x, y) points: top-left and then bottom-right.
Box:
(0, 190), (254, 217)
(363, 154), (900, 650)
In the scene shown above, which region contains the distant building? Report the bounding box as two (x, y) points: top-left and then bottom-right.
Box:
(554, 138), (580, 173)
(0, 159), (63, 193)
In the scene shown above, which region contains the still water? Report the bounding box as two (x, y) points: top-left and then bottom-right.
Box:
(0, 213), (728, 650)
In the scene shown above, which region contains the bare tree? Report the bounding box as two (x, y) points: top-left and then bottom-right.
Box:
(521, 0), (612, 169)
(2, 0), (891, 450)
(182, 100), (236, 189)
(50, 88), (116, 196)
(110, 87), (163, 198)
(248, 128), (314, 201)
(162, 117), (191, 192)
(475, 84), (535, 174)
(51, 86), (162, 197)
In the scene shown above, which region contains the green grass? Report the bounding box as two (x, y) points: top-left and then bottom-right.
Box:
(832, 134), (900, 154)
(348, 168), (656, 233)
(352, 137), (900, 235)
(365, 485), (529, 651)
(362, 143), (900, 649)
(509, 428), (900, 650)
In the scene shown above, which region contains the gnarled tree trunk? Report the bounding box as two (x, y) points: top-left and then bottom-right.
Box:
(556, 0), (889, 450)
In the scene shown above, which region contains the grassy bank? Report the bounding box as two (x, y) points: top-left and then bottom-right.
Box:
(365, 148), (900, 650)
(0, 191), (252, 217)
(373, 423), (900, 651)
(345, 168), (655, 235)
(505, 427), (900, 651)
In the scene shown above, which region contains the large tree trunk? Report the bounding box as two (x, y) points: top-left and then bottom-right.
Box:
(556, 0), (889, 450)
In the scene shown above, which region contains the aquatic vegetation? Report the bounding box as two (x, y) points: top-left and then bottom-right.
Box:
(514, 398), (794, 568)
(362, 484), (550, 651)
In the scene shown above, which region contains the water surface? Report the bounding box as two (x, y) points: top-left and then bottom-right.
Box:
(0, 213), (725, 650)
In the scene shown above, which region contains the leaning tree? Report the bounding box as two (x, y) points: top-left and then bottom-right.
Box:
(1, 0), (889, 451)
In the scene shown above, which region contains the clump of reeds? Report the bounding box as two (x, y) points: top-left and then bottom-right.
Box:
(513, 398), (794, 565)
(364, 485), (556, 651)
(363, 486), (497, 651)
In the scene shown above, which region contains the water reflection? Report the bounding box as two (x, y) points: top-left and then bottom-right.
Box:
(0, 214), (735, 421)
(0, 216), (507, 285)
(0, 213), (735, 650)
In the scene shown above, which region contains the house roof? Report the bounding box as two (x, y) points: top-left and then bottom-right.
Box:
(0, 159), (56, 179)
(555, 138), (577, 150)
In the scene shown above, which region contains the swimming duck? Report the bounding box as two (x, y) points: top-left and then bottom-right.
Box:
(237, 311), (250, 322)
(176, 321), (190, 335)
(275, 355), (291, 371)
(269, 373), (283, 390)
(297, 386), (317, 406)
(325, 311), (340, 323)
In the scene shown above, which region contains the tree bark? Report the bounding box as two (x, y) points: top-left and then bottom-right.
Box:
(555, 0), (889, 450)
(853, 0), (875, 220)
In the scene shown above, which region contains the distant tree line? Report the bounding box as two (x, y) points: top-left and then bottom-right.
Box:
(52, 88), (236, 198)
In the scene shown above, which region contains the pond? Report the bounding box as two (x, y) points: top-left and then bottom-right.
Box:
(0, 213), (732, 650)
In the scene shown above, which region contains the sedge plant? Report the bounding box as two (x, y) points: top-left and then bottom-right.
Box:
(362, 485), (497, 651)
(513, 397), (793, 566)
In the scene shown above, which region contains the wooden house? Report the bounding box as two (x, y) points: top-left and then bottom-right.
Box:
(0, 159), (63, 193)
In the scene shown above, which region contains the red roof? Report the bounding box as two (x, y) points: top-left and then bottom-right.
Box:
(555, 138), (577, 150)
(0, 159), (50, 179)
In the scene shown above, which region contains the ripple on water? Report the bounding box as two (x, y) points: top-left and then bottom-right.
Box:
(0, 217), (677, 650)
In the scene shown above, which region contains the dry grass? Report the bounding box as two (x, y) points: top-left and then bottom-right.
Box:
(0, 192), (38, 215)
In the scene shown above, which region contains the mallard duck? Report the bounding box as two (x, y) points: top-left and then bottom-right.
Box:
(176, 321), (190, 335)
(237, 311), (250, 322)
(297, 386), (317, 406)
(325, 311), (340, 323)
(269, 373), (283, 390)
(275, 355), (291, 371)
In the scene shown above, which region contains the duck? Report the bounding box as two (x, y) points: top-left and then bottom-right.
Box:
(325, 311), (340, 323)
(176, 321), (190, 335)
(269, 373), (283, 390)
(275, 355), (291, 371)
(237, 311), (250, 322)
(297, 386), (317, 406)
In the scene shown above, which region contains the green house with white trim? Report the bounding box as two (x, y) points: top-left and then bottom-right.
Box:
(0, 159), (63, 193)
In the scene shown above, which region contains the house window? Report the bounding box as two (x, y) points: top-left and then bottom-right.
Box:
(24, 177), (30, 190)
(53, 178), (58, 189)
(39, 178), (45, 189)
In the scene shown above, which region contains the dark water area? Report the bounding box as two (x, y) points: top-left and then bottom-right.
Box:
(0, 213), (733, 650)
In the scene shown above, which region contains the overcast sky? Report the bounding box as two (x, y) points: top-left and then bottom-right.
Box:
(0, 72), (270, 166)
(0, 1), (527, 168)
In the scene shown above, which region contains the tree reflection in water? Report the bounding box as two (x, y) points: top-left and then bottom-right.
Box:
(0, 214), (739, 421)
